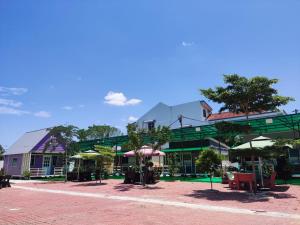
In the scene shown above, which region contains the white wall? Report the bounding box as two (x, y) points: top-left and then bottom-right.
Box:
(136, 101), (209, 130)
(0, 160), (3, 170)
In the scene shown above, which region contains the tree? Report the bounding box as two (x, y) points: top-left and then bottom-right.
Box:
(85, 125), (122, 140)
(77, 129), (88, 141)
(214, 121), (251, 148)
(200, 74), (294, 117)
(196, 149), (221, 190)
(125, 124), (171, 185)
(148, 126), (171, 151)
(0, 144), (4, 160)
(80, 145), (115, 183)
(126, 123), (145, 183)
(46, 125), (79, 182)
(168, 153), (180, 177)
(201, 74), (294, 172)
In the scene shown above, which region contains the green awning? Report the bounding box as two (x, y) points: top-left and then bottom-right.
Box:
(162, 147), (209, 153)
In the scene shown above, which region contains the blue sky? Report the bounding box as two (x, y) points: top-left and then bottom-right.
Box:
(1, 1), (299, 148)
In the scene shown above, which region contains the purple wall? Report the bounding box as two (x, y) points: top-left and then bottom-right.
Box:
(31, 134), (65, 154)
(31, 155), (43, 168)
(3, 154), (23, 176)
(30, 154), (64, 169)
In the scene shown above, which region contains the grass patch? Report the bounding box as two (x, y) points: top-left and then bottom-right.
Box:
(108, 175), (125, 180)
(276, 178), (300, 186)
(32, 176), (65, 182)
(109, 175), (222, 183)
(160, 176), (222, 183)
(98, 175), (300, 186)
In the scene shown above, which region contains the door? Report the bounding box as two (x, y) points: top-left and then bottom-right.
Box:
(43, 155), (52, 175)
(182, 152), (192, 174)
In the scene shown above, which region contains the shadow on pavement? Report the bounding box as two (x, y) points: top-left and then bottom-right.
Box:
(114, 184), (135, 192)
(113, 183), (164, 192)
(185, 185), (297, 203)
(184, 189), (271, 203)
(71, 182), (108, 187)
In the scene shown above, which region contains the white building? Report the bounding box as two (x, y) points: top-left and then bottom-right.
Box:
(135, 100), (212, 130)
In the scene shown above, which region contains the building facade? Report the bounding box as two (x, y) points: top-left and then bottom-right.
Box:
(3, 128), (65, 178)
(135, 100), (212, 130)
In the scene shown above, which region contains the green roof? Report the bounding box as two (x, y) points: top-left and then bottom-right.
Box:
(79, 113), (300, 150)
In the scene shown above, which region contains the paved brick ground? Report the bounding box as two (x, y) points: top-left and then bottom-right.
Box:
(1, 180), (300, 225)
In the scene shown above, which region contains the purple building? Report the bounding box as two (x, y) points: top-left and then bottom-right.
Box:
(3, 128), (65, 178)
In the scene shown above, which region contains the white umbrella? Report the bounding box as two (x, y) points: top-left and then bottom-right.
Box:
(232, 136), (275, 150)
(232, 136), (274, 187)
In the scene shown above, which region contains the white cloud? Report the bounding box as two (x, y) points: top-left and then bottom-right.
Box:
(126, 99), (142, 105)
(128, 116), (138, 123)
(0, 106), (30, 115)
(104, 91), (142, 106)
(181, 41), (194, 47)
(62, 106), (73, 110)
(0, 98), (22, 107)
(78, 104), (85, 108)
(0, 86), (28, 96)
(34, 111), (51, 118)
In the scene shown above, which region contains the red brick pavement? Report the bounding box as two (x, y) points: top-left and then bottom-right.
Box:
(1, 180), (300, 225)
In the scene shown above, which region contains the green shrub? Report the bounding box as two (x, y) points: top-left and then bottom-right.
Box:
(0, 168), (5, 176)
(196, 149), (222, 190)
(23, 170), (31, 180)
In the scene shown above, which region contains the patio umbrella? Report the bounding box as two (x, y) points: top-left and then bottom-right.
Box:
(124, 145), (166, 184)
(124, 145), (166, 157)
(232, 136), (275, 150)
(232, 136), (277, 187)
(71, 150), (102, 181)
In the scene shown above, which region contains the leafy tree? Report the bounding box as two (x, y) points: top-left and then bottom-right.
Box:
(0, 144), (4, 160)
(77, 129), (88, 141)
(80, 145), (115, 183)
(196, 149), (221, 190)
(85, 125), (122, 140)
(201, 74), (294, 172)
(46, 125), (79, 182)
(148, 126), (171, 151)
(167, 153), (180, 177)
(125, 124), (171, 185)
(126, 123), (145, 178)
(214, 121), (251, 147)
(200, 74), (294, 118)
(274, 138), (300, 148)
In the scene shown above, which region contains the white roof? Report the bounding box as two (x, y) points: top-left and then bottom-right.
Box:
(232, 136), (274, 149)
(5, 129), (49, 155)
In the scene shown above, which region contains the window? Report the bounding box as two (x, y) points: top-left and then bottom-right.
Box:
(43, 156), (51, 167)
(30, 155), (35, 167)
(289, 149), (300, 164)
(147, 121), (155, 130)
(203, 109), (207, 118)
(11, 158), (18, 167)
